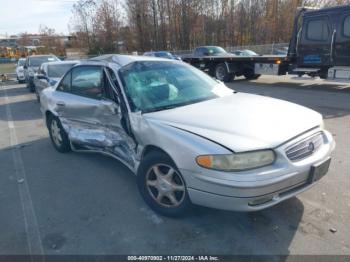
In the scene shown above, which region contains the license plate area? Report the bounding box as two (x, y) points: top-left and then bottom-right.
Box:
(308, 157), (331, 184)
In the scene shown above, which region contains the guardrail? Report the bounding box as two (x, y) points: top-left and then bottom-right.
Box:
(0, 57), (17, 63)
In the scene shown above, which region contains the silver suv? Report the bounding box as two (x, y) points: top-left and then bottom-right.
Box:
(24, 55), (60, 92)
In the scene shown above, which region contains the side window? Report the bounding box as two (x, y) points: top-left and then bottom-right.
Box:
(343, 16), (350, 37)
(306, 18), (330, 41)
(71, 66), (103, 99)
(57, 71), (71, 92)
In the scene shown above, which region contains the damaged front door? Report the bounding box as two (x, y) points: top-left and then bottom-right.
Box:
(54, 65), (137, 168)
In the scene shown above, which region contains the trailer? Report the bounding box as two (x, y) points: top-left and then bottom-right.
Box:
(181, 5), (350, 82)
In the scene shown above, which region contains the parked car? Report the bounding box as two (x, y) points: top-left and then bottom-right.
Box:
(191, 46), (232, 57)
(231, 49), (260, 56)
(40, 55), (335, 217)
(24, 55), (60, 92)
(143, 51), (181, 61)
(34, 60), (79, 101)
(273, 47), (289, 56)
(16, 58), (26, 83)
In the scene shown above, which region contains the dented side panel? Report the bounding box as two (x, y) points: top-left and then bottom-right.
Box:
(49, 90), (137, 168)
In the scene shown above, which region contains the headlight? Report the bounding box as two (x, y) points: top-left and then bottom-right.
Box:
(320, 120), (325, 129)
(196, 150), (275, 171)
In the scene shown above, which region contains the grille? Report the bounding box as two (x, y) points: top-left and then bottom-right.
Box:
(285, 132), (324, 161)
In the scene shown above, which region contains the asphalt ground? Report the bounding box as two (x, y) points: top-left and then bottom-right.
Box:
(0, 75), (349, 256)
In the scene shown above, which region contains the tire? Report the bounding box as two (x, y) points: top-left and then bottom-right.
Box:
(35, 87), (40, 102)
(244, 68), (260, 80)
(35, 92), (40, 102)
(319, 72), (328, 79)
(29, 83), (35, 93)
(137, 151), (192, 217)
(48, 115), (71, 153)
(215, 63), (233, 82)
(27, 79), (35, 92)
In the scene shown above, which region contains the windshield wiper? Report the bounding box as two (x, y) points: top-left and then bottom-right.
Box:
(142, 104), (179, 113)
(142, 97), (215, 114)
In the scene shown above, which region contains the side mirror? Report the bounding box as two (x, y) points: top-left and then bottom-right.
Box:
(36, 74), (48, 80)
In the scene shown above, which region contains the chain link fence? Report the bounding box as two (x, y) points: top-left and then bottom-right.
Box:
(172, 43), (290, 56)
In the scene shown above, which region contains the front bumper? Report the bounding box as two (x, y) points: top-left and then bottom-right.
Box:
(183, 129), (335, 211)
(17, 73), (25, 80)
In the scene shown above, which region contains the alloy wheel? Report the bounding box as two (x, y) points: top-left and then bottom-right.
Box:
(51, 119), (62, 147)
(146, 164), (186, 208)
(215, 65), (226, 81)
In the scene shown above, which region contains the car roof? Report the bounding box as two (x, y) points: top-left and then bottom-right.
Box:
(196, 46), (223, 49)
(28, 54), (57, 58)
(85, 54), (177, 70)
(304, 5), (350, 15)
(41, 60), (79, 67)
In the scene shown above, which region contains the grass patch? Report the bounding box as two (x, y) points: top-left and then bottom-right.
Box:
(0, 63), (16, 74)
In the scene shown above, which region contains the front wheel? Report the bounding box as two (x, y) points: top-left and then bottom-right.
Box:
(27, 78), (35, 92)
(48, 116), (71, 153)
(215, 63), (234, 82)
(35, 87), (40, 102)
(137, 152), (192, 217)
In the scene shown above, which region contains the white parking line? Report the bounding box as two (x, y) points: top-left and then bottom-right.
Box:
(2, 85), (44, 257)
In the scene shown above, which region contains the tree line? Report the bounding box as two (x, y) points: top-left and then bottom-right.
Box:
(70, 0), (350, 54)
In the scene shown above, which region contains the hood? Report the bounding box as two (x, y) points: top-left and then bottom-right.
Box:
(144, 93), (322, 152)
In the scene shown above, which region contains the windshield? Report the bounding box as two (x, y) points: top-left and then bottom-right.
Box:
(119, 61), (232, 113)
(243, 50), (258, 56)
(205, 47), (227, 55)
(18, 59), (25, 66)
(154, 52), (173, 59)
(48, 63), (75, 78)
(29, 56), (59, 67)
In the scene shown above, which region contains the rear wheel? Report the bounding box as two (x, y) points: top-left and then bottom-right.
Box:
(27, 79), (35, 92)
(35, 87), (40, 102)
(244, 68), (260, 80)
(137, 151), (191, 217)
(319, 71), (328, 79)
(215, 63), (233, 82)
(48, 115), (71, 153)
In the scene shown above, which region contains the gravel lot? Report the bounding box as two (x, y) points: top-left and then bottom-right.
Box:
(0, 75), (349, 256)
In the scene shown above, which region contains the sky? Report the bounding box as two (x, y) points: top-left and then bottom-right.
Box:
(0, 0), (77, 36)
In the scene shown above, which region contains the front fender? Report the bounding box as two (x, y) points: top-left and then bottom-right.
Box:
(130, 113), (231, 172)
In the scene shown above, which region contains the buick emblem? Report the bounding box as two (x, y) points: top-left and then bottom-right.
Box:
(308, 142), (315, 152)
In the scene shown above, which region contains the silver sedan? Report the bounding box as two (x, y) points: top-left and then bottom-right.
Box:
(40, 55), (335, 217)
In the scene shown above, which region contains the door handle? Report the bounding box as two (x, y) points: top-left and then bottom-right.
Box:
(56, 101), (66, 107)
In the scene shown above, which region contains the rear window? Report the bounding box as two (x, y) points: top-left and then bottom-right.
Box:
(306, 19), (330, 41)
(48, 63), (76, 78)
(343, 16), (350, 37)
(29, 56), (59, 67)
